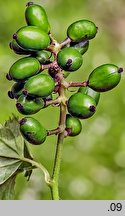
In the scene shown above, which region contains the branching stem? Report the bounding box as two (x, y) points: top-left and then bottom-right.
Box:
(45, 97), (61, 107)
(47, 127), (62, 136)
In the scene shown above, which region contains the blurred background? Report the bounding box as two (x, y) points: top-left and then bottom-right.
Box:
(0, 0), (125, 200)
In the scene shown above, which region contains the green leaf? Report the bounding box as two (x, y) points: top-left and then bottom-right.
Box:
(0, 175), (16, 200)
(5, 115), (24, 156)
(0, 157), (21, 184)
(0, 116), (34, 199)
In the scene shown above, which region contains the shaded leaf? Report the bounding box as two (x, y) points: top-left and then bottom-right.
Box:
(0, 175), (16, 200)
(0, 116), (34, 199)
(5, 115), (24, 156)
(0, 157), (21, 184)
(0, 127), (19, 158)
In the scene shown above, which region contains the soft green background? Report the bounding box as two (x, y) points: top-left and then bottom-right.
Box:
(0, 0), (125, 200)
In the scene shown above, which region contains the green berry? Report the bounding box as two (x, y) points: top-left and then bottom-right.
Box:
(15, 26), (50, 51)
(67, 20), (97, 42)
(24, 74), (55, 97)
(78, 86), (100, 105)
(43, 94), (53, 101)
(70, 40), (89, 55)
(10, 40), (32, 55)
(67, 92), (96, 119)
(19, 117), (47, 145)
(88, 64), (122, 92)
(66, 114), (82, 136)
(25, 3), (50, 33)
(16, 95), (44, 115)
(57, 47), (83, 71)
(9, 57), (41, 81)
(35, 50), (51, 64)
(9, 82), (25, 99)
(63, 71), (70, 78)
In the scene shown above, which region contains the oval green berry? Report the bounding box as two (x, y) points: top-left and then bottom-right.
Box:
(24, 74), (55, 97)
(25, 3), (50, 33)
(19, 117), (47, 145)
(9, 57), (41, 81)
(68, 92), (96, 119)
(57, 47), (83, 71)
(16, 95), (44, 115)
(67, 20), (97, 42)
(78, 86), (100, 105)
(88, 64), (122, 92)
(35, 50), (51, 64)
(66, 114), (82, 136)
(63, 71), (70, 78)
(15, 26), (50, 51)
(10, 40), (32, 55)
(70, 40), (89, 55)
(9, 82), (25, 99)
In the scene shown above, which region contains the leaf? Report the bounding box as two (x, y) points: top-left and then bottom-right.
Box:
(0, 175), (16, 200)
(5, 115), (24, 156)
(0, 127), (20, 158)
(0, 157), (21, 184)
(0, 116), (34, 199)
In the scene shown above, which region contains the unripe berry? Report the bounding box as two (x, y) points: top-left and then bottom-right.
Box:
(10, 40), (32, 55)
(67, 92), (96, 119)
(88, 64), (122, 92)
(35, 50), (51, 64)
(78, 86), (100, 105)
(23, 74), (55, 97)
(9, 57), (41, 81)
(63, 71), (70, 78)
(57, 47), (83, 71)
(70, 40), (89, 55)
(25, 3), (50, 33)
(67, 20), (97, 42)
(15, 26), (50, 51)
(8, 82), (25, 99)
(16, 95), (44, 115)
(66, 114), (82, 136)
(19, 117), (47, 145)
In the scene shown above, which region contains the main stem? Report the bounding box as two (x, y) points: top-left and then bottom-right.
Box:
(50, 72), (67, 200)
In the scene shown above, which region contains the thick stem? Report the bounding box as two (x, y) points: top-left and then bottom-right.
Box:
(50, 72), (67, 200)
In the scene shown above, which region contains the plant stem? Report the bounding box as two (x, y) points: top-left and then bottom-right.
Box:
(68, 81), (88, 87)
(45, 97), (61, 107)
(60, 37), (71, 48)
(47, 127), (62, 136)
(50, 71), (67, 200)
(20, 157), (51, 186)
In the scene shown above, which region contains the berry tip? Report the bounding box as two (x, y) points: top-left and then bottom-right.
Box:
(89, 105), (96, 112)
(118, 67), (123, 73)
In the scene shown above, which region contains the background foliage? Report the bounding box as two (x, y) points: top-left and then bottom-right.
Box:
(0, 0), (125, 200)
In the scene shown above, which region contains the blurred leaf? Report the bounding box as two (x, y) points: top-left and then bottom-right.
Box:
(0, 175), (16, 200)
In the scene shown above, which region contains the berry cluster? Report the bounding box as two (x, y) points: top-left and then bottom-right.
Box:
(7, 2), (123, 145)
